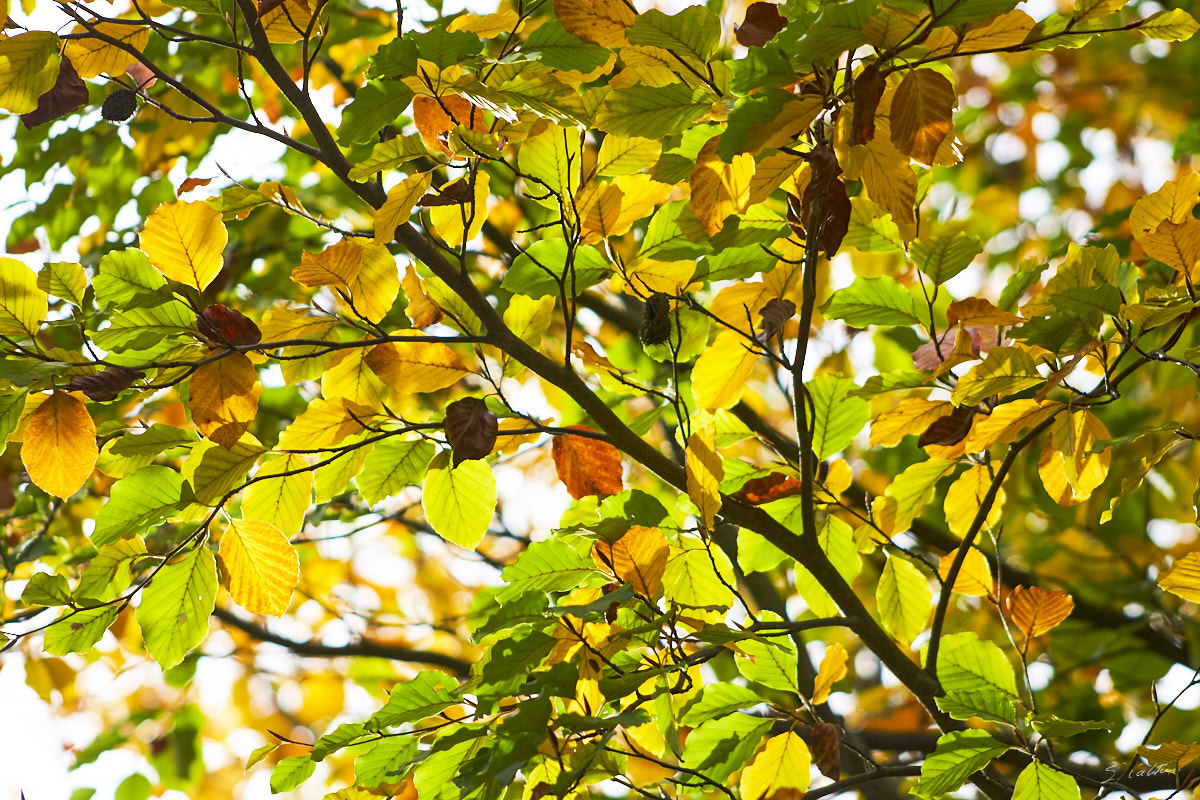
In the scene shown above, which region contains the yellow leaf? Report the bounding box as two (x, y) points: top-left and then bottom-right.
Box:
(690, 137), (755, 235)
(402, 265), (443, 328)
(447, 8), (521, 35)
(748, 150), (808, 206)
(292, 237), (361, 287)
(938, 547), (994, 598)
(943, 465), (1004, 537)
(140, 201), (229, 291)
(553, 0), (636, 46)
(846, 137), (917, 224)
(925, 9), (1034, 56)
(685, 422), (722, 529)
(258, 309), (335, 384)
(1006, 585), (1075, 638)
(951, 346), (1044, 406)
(1038, 410), (1109, 506)
(0, 32), (60, 114)
(429, 172), (490, 247)
(261, 0), (318, 44)
(218, 518), (299, 616)
(323, 346), (388, 409)
(243, 454), (313, 536)
(962, 398), (1053, 451)
(740, 731), (812, 800)
(623, 259), (696, 296)
(1157, 551), (1200, 603)
(345, 243), (400, 323)
(812, 643), (848, 704)
(592, 525), (670, 596)
(21, 391), (97, 498)
(869, 398), (953, 448)
(189, 354), (262, 449)
(875, 458), (957, 535)
(691, 330), (759, 409)
(63, 22), (149, 79)
(1142, 218), (1200, 278)
(595, 135), (661, 177)
(0, 256), (48, 338)
(1129, 172), (1200, 240)
(366, 338), (472, 394)
(1137, 742), (1200, 773)
(276, 398), (378, 450)
(374, 172), (433, 245)
(890, 69), (956, 166)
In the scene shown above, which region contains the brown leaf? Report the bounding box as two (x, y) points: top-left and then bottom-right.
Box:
(7, 237), (41, 254)
(820, 180), (851, 257)
(850, 64), (885, 146)
(732, 473), (803, 504)
(917, 405), (975, 447)
(890, 69), (956, 166)
(177, 177), (214, 196)
(417, 178), (474, 207)
(551, 425), (623, 498)
(757, 298), (795, 343)
(443, 397), (498, 465)
(811, 721), (844, 780)
(197, 304), (263, 347)
(735, 2), (786, 46)
(21, 58), (89, 129)
(68, 366), (143, 402)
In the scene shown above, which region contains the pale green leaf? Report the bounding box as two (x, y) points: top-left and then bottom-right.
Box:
(821, 276), (919, 326)
(1012, 762), (1082, 800)
(135, 545), (218, 668)
(914, 730), (1010, 798)
(423, 451), (496, 549)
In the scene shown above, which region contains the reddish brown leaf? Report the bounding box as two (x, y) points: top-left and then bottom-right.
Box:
(417, 178), (474, 207)
(820, 180), (851, 257)
(735, 2), (786, 46)
(758, 298), (796, 343)
(68, 366), (143, 402)
(126, 61), (157, 90)
(917, 405), (975, 447)
(811, 721), (844, 780)
(732, 473), (803, 505)
(197, 304), (263, 347)
(444, 397), (498, 465)
(7, 237), (40, 255)
(177, 177), (214, 196)
(850, 64), (885, 146)
(21, 58), (89, 129)
(551, 425), (623, 499)
(257, 0), (286, 16)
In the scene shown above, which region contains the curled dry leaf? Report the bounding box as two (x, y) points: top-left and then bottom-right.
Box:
(68, 366), (143, 402)
(197, 304), (263, 347)
(732, 473), (803, 504)
(850, 64), (885, 146)
(443, 396), (498, 465)
(757, 298), (795, 343)
(639, 292), (672, 346)
(735, 2), (786, 46)
(810, 721), (844, 780)
(917, 405), (976, 447)
(21, 57), (88, 129)
(551, 425), (623, 498)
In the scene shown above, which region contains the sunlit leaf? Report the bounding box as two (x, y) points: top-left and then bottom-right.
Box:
(218, 518), (299, 616)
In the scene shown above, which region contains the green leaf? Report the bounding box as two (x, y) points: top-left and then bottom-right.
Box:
(523, 19), (612, 72)
(22, 572), (72, 606)
(1012, 762), (1082, 800)
(681, 713), (773, 784)
(1138, 8), (1199, 40)
(347, 135), (433, 181)
(109, 425), (197, 456)
(270, 755), (316, 793)
(135, 545), (218, 668)
(114, 772), (151, 800)
(76, 538), (148, 603)
(497, 538), (602, 602)
(502, 240), (611, 298)
(785, 0), (878, 67)
(808, 373), (870, 459)
(93, 249), (169, 308)
(92, 465), (191, 547)
(951, 346), (1043, 406)
(0, 256), (48, 338)
(1028, 715), (1111, 739)
(627, 7), (721, 62)
(410, 26), (483, 69)
(356, 736), (419, 789)
(311, 722), (366, 761)
(936, 632), (1018, 697)
(0, 391), (26, 456)
(822, 276), (920, 326)
(91, 301), (196, 353)
(595, 82), (714, 139)
(914, 729), (1010, 799)
(358, 437), (436, 505)
(183, 438), (264, 505)
(338, 81), (414, 146)
(663, 535), (735, 610)
(679, 682), (762, 726)
(936, 690), (1017, 725)
(423, 451), (496, 549)
(38, 261), (87, 307)
(367, 671), (460, 732)
(933, 0), (1020, 27)
(844, 197), (905, 253)
(735, 637), (799, 693)
(910, 233), (983, 284)
(876, 552), (932, 646)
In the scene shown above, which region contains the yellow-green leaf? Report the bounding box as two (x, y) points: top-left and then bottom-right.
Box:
(685, 422), (722, 530)
(423, 451), (496, 549)
(374, 172), (433, 245)
(22, 391), (97, 499)
(37, 261), (87, 307)
(0, 32), (61, 114)
(596, 135), (662, 177)
(428, 172), (491, 247)
(877, 552), (932, 647)
(189, 353), (262, 449)
(0, 256), (47, 338)
(243, 454), (313, 537)
(136, 544), (217, 668)
(140, 201), (229, 290)
(740, 731), (812, 800)
(1138, 8), (1199, 40)
(218, 518), (299, 616)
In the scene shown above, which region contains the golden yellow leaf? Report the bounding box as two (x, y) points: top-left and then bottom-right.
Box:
(261, 0), (318, 44)
(189, 354), (262, 449)
(1142, 217), (1200, 278)
(690, 137), (755, 235)
(846, 137), (917, 224)
(812, 643), (848, 704)
(218, 518), (299, 616)
(1157, 551), (1200, 603)
(686, 422), (722, 529)
(1038, 410), (1109, 506)
(365, 338), (471, 394)
(943, 465), (1005, 537)
(140, 201), (229, 291)
(748, 150), (808, 206)
(323, 346), (388, 409)
(692, 330), (759, 409)
(0, 256), (48, 338)
(345, 243), (400, 323)
(945, 297), (1023, 328)
(740, 731), (812, 800)
(962, 398), (1053, 451)
(623, 259), (696, 296)
(1006, 585), (1074, 638)
(553, 0), (636, 46)
(429, 172), (490, 247)
(592, 525), (669, 597)
(292, 237), (361, 287)
(1137, 742), (1200, 773)
(938, 547), (994, 598)
(402, 265), (443, 329)
(447, 8), (521, 36)
(63, 22), (149, 79)
(925, 9), (1035, 56)
(870, 398), (954, 448)
(21, 391), (97, 499)
(375, 172), (433, 245)
(276, 398), (378, 450)
(1129, 172), (1200, 240)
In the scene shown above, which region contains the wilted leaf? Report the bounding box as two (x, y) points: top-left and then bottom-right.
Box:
(443, 397), (498, 465)
(732, 473), (803, 504)
(810, 721), (844, 779)
(21, 57), (88, 129)
(196, 304), (262, 347)
(68, 366), (143, 402)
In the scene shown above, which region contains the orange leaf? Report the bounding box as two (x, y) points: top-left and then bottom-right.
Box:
(1006, 585), (1074, 638)
(732, 473), (802, 505)
(413, 95), (488, 155)
(551, 425), (623, 498)
(189, 353), (262, 448)
(21, 391), (97, 498)
(592, 525), (669, 597)
(402, 265), (443, 328)
(889, 69), (956, 166)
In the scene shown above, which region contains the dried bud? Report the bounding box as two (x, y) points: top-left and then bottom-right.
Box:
(639, 293), (672, 346)
(101, 88), (138, 123)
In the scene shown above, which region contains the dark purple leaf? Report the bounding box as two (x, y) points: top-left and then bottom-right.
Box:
(444, 397), (498, 465)
(21, 58), (89, 129)
(735, 2), (786, 47)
